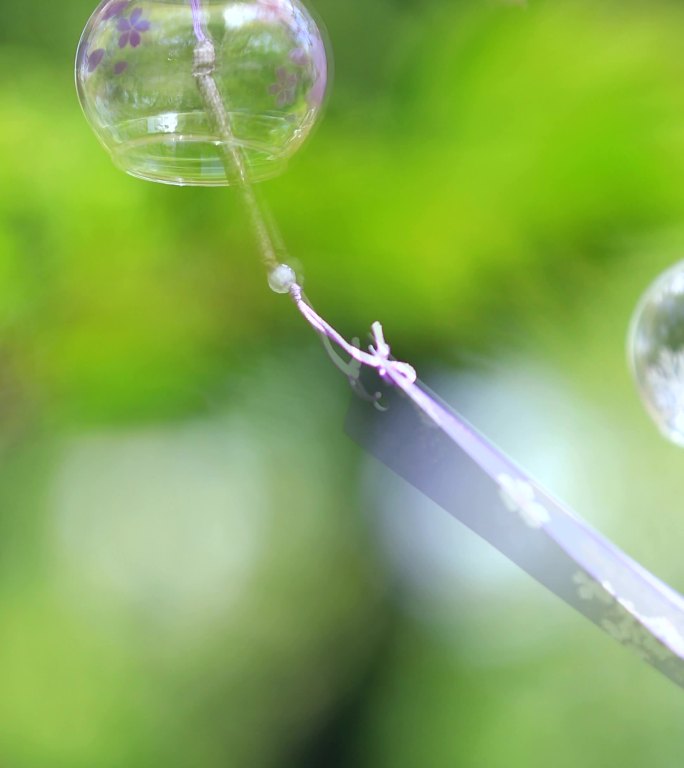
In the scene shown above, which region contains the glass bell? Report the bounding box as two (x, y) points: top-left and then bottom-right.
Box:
(76, 0), (329, 186)
(629, 261), (684, 445)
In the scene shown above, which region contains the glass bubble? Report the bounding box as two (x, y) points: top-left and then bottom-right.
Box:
(76, 0), (329, 186)
(629, 261), (684, 445)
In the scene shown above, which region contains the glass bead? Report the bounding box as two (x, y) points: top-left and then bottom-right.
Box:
(267, 263), (296, 294)
(629, 261), (684, 445)
(76, 0), (329, 186)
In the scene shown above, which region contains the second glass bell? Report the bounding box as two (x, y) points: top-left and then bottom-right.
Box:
(629, 260), (684, 446)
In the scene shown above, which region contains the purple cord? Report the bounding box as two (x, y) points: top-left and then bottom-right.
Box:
(290, 284), (417, 385)
(189, 0), (207, 43)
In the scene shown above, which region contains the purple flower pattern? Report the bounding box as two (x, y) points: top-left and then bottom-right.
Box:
(269, 67), (299, 108)
(86, 5), (149, 77)
(118, 8), (150, 48)
(257, 0), (293, 20)
(87, 48), (106, 73)
(103, 0), (129, 20)
(288, 40), (327, 108)
(289, 47), (307, 67)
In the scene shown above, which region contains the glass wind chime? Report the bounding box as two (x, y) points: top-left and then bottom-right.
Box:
(76, 0), (684, 690)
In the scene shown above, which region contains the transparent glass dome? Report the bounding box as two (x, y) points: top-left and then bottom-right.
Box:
(76, 0), (329, 186)
(629, 261), (684, 446)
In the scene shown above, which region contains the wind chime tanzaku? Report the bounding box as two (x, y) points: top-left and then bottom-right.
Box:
(76, 0), (684, 690)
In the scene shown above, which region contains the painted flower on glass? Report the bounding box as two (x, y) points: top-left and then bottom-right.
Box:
(118, 8), (151, 49)
(497, 474), (550, 529)
(87, 48), (105, 73)
(103, 0), (130, 20)
(290, 47), (308, 67)
(269, 67), (299, 107)
(289, 39), (327, 108)
(308, 36), (327, 107)
(258, 0), (295, 20)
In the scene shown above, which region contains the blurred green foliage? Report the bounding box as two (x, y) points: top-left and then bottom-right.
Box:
(2, 1), (684, 767)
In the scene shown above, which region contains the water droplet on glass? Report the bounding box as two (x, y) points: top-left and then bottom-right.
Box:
(629, 261), (684, 445)
(76, 0), (329, 186)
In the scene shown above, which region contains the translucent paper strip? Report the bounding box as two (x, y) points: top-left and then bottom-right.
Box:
(346, 364), (684, 689)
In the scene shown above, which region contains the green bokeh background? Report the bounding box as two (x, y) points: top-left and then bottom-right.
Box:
(2, 1), (684, 766)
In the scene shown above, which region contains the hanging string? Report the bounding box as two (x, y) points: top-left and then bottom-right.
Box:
(188, 0), (416, 386)
(188, 0), (207, 43)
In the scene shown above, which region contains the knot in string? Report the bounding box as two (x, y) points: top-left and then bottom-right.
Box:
(289, 283), (417, 386)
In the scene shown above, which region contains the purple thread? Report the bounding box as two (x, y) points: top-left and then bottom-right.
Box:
(290, 284), (417, 385)
(189, 0), (208, 43)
